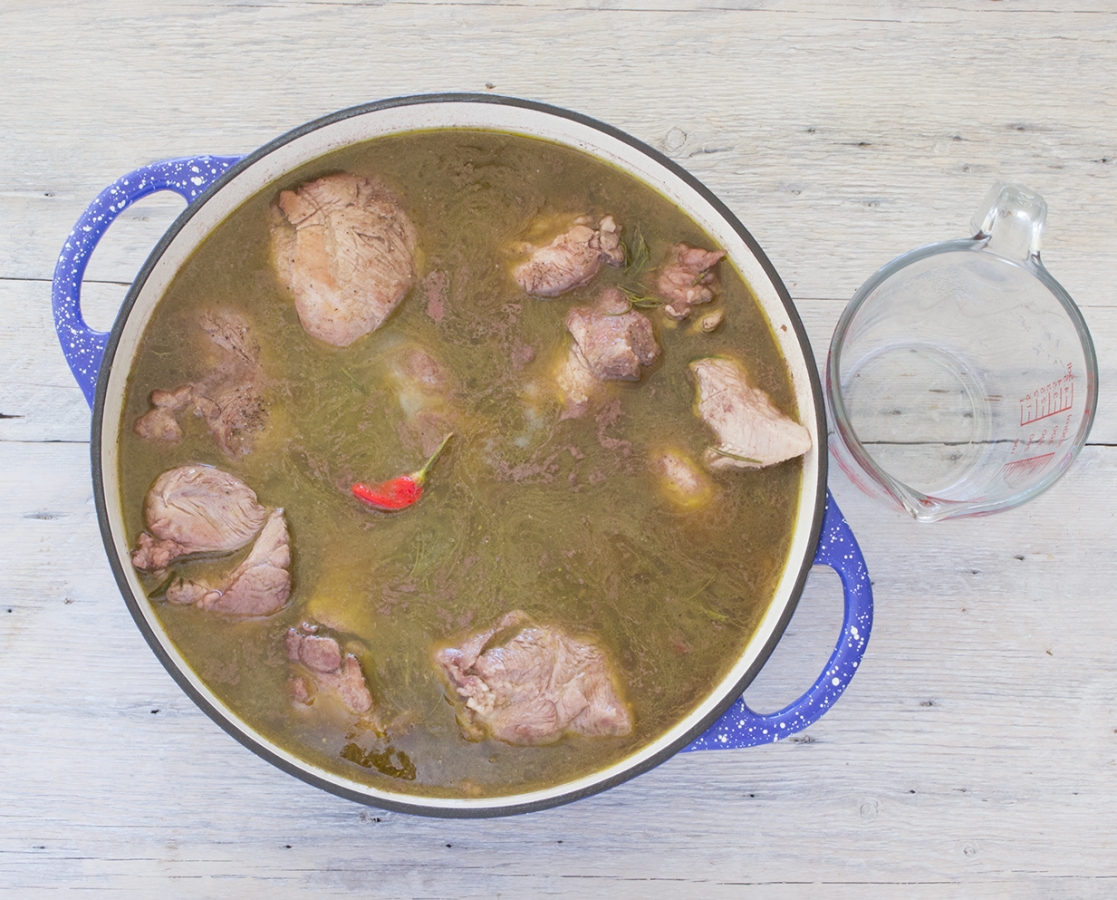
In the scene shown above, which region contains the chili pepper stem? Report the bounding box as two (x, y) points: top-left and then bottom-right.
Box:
(411, 432), (454, 486)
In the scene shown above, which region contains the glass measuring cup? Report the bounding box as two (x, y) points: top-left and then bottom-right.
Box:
(827, 182), (1098, 522)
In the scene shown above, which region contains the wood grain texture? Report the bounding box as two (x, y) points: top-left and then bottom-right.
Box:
(2, 1), (1117, 897)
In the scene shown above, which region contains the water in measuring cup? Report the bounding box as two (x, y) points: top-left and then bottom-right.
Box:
(842, 342), (993, 497)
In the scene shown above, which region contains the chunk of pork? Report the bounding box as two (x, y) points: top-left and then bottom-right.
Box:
(553, 343), (600, 420)
(133, 310), (267, 457)
(513, 215), (624, 297)
(435, 611), (632, 746)
(566, 288), (660, 381)
(650, 447), (714, 509)
(287, 623), (374, 715)
(131, 465), (269, 574)
(655, 244), (727, 320)
(690, 357), (812, 470)
(166, 509), (291, 617)
(553, 289), (659, 418)
(272, 172), (418, 346)
(384, 344), (458, 457)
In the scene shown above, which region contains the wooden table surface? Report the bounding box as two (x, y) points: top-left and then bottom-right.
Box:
(3, 2), (1117, 897)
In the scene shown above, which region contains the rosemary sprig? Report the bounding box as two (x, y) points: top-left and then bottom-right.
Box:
(146, 572), (176, 599)
(712, 448), (763, 465)
(619, 286), (664, 311)
(341, 367), (369, 396)
(700, 605), (731, 623)
(624, 229), (651, 276)
(681, 573), (717, 604)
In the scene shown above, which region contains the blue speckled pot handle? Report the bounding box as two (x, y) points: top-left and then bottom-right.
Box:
(685, 491), (872, 751)
(52, 156), (242, 408)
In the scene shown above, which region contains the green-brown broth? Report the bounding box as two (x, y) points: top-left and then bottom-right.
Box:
(119, 130), (803, 799)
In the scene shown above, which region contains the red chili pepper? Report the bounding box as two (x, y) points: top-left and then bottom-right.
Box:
(351, 433), (454, 511)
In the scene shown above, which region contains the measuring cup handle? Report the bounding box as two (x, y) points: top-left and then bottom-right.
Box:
(52, 155), (242, 408)
(972, 181), (1047, 262)
(683, 491), (872, 751)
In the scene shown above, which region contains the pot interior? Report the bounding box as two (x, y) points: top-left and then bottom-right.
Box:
(95, 97), (824, 815)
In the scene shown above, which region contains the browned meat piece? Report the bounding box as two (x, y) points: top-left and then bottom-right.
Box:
(690, 357), (812, 470)
(191, 312), (267, 456)
(435, 611), (632, 746)
(553, 343), (600, 420)
(191, 383), (267, 457)
(271, 172), (418, 346)
(387, 345), (451, 418)
(650, 447), (715, 509)
(133, 385), (193, 442)
(166, 509), (291, 616)
(286, 622), (374, 715)
(198, 310), (258, 366)
(131, 465), (269, 574)
(382, 342), (460, 456)
(512, 215), (624, 297)
(396, 346), (447, 393)
(133, 310), (267, 457)
(565, 288), (660, 381)
(697, 309), (724, 333)
(654, 244), (727, 320)
(549, 289), (659, 419)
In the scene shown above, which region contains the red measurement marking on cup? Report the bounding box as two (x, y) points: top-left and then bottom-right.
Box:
(1001, 452), (1055, 482)
(1020, 365), (1074, 427)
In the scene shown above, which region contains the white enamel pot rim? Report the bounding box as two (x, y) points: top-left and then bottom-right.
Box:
(91, 93), (828, 817)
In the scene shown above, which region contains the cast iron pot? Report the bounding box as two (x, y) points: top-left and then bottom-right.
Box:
(53, 94), (872, 817)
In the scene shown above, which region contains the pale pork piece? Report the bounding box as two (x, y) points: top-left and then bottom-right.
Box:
(135, 385), (193, 442)
(272, 172), (418, 346)
(650, 447), (715, 509)
(513, 215), (625, 297)
(554, 288), (660, 418)
(287, 623), (374, 715)
(655, 244), (727, 320)
(385, 344), (458, 457)
(192, 382), (267, 457)
(131, 465), (269, 574)
(165, 509), (291, 616)
(553, 343), (600, 419)
(133, 310), (267, 456)
(565, 288), (660, 381)
(435, 611), (633, 746)
(690, 357), (812, 470)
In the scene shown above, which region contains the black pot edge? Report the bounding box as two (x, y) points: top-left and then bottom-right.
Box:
(91, 92), (829, 819)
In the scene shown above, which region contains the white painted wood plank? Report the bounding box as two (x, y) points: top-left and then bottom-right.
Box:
(0, 279), (93, 443)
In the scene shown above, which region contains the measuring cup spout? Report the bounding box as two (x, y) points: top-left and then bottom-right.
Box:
(972, 181), (1047, 263)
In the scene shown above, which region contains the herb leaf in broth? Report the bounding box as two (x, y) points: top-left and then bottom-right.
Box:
(620, 286), (665, 311)
(624, 227), (651, 277)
